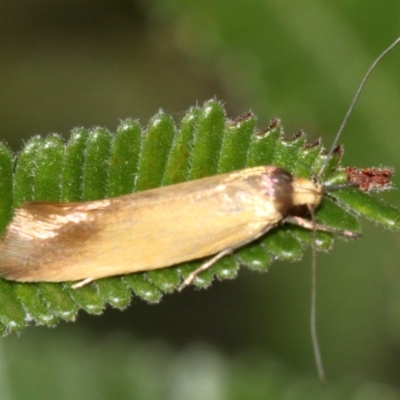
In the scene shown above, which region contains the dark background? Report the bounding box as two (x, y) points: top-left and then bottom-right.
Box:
(1, 1), (400, 398)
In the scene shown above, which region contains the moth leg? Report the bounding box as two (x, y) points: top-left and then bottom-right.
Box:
(178, 248), (234, 291)
(285, 215), (361, 238)
(71, 277), (94, 289)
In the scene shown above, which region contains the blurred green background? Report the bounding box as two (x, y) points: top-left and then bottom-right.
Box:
(1, 1), (400, 398)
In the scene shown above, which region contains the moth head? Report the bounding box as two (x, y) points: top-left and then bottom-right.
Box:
(291, 177), (324, 211)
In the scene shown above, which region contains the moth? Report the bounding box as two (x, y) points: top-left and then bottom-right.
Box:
(0, 166), (337, 286)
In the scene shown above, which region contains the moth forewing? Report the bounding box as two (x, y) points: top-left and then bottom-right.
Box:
(0, 166), (312, 283)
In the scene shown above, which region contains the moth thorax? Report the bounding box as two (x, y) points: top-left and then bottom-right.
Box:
(291, 177), (323, 210)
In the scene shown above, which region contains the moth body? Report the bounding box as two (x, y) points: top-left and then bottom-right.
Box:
(0, 166), (322, 283)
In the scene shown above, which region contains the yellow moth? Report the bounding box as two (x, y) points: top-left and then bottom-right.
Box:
(0, 166), (326, 285)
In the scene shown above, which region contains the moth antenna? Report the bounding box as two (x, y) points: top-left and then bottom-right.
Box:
(317, 35), (400, 178)
(309, 205), (326, 385)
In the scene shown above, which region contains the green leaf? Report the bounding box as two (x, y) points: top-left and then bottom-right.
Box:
(82, 128), (112, 200)
(0, 144), (13, 233)
(61, 128), (89, 202)
(136, 111), (176, 191)
(0, 99), (398, 334)
(331, 188), (400, 230)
